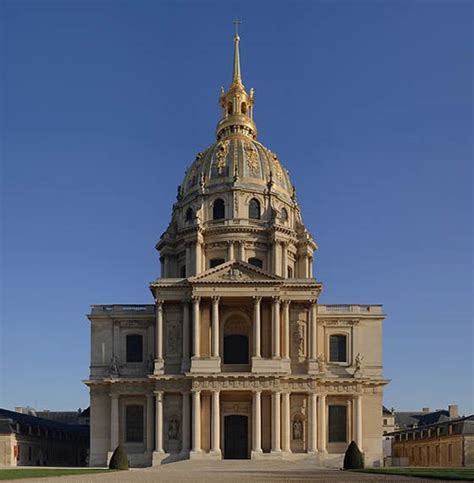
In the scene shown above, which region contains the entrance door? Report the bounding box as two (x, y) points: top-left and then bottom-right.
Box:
(224, 415), (248, 459)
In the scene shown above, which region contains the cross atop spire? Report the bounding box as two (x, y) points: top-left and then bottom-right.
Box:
(233, 18), (241, 38)
(232, 20), (242, 84)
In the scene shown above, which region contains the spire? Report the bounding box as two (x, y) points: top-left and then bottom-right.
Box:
(216, 23), (257, 141)
(232, 19), (242, 84)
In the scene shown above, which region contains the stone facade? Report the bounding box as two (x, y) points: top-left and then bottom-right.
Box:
(85, 32), (388, 468)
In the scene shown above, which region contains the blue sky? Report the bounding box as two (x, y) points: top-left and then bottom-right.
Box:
(1, 0), (472, 414)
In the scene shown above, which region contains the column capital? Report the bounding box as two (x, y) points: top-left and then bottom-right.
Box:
(272, 296), (281, 304)
(192, 296), (201, 303)
(253, 389), (262, 395)
(212, 296), (221, 304)
(110, 393), (120, 400)
(308, 299), (317, 306)
(191, 388), (201, 394)
(253, 295), (262, 303)
(154, 390), (164, 400)
(156, 299), (165, 307)
(281, 299), (291, 306)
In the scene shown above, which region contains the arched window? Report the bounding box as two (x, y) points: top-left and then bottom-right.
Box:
(125, 405), (144, 443)
(185, 207), (194, 222)
(213, 198), (225, 220)
(126, 334), (143, 363)
(224, 335), (249, 364)
(241, 102), (247, 115)
(287, 266), (293, 278)
(329, 334), (347, 363)
(210, 258), (225, 268)
(227, 102), (233, 115)
(248, 257), (263, 268)
(280, 208), (288, 223)
(248, 198), (261, 220)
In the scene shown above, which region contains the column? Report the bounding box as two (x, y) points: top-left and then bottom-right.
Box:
(146, 394), (154, 452)
(282, 300), (290, 360)
(318, 394), (327, 453)
(282, 392), (291, 453)
(309, 256), (313, 278)
(191, 390), (202, 453)
(252, 390), (262, 454)
(155, 300), (164, 362)
(272, 297), (281, 359)
(211, 296), (220, 358)
(181, 301), (190, 370)
(271, 391), (281, 453)
(185, 244), (192, 277)
(282, 242), (288, 277)
(195, 242), (202, 275)
(181, 391), (190, 454)
(308, 392), (317, 453)
(155, 391), (164, 453)
(110, 394), (119, 451)
(228, 240), (234, 260)
(239, 240), (246, 262)
(309, 301), (317, 360)
(355, 395), (363, 450)
(211, 391), (221, 454)
(192, 297), (200, 358)
(273, 242), (280, 276)
(253, 296), (262, 358)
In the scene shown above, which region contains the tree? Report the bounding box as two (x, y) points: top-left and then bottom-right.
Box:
(343, 441), (364, 469)
(108, 446), (129, 470)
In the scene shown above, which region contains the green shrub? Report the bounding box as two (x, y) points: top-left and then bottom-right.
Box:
(343, 441), (364, 470)
(108, 446), (129, 470)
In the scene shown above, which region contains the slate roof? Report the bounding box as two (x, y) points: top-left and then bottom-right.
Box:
(0, 408), (89, 435)
(383, 406), (393, 415)
(395, 410), (450, 430)
(389, 415), (474, 437)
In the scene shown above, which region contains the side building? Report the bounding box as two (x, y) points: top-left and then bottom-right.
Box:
(390, 415), (474, 467)
(0, 408), (89, 467)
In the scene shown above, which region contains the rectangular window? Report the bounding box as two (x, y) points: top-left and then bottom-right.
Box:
(329, 335), (347, 362)
(126, 334), (143, 363)
(383, 418), (387, 425)
(328, 405), (347, 443)
(126, 405), (144, 443)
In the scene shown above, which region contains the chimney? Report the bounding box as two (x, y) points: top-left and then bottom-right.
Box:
(422, 407), (430, 413)
(448, 405), (459, 418)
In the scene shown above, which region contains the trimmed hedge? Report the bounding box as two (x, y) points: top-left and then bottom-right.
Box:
(343, 441), (364, 469)
(109, 446), (129, 470)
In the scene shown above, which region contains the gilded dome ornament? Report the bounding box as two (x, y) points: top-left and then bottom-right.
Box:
(244, 142), (259, 173)
(215, 140), (230, 174)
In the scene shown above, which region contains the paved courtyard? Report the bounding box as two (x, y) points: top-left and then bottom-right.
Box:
(4, 460), (453, 482)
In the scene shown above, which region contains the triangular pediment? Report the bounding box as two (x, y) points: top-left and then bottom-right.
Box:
(189, 261), (283, 284)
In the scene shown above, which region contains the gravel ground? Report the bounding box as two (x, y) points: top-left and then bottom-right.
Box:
(2, 460), (455, 483)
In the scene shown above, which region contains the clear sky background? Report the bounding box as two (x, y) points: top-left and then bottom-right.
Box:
(1, 0), (472, 414)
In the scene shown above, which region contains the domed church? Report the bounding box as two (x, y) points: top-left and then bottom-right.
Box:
(85, 30), (388, 468)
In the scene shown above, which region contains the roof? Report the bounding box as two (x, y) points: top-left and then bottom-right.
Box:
(395, 410), (450, 430)
(383, 406), (394, 415)
(0, 408), (89, 434)
(389, 415), (474, 437)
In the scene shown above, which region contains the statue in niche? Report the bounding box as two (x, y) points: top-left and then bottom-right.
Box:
(292, 321), (305, 357)
(167, 415), (179, 440)
(316, 353), (326, 373)
(353, 352), (364, 378)
(293, 418), (303, 440)
(147, 355), (154, 374)
(109, 355), (120, 377)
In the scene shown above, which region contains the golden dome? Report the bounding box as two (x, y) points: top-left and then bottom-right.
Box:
(181, 138), (293, 200)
